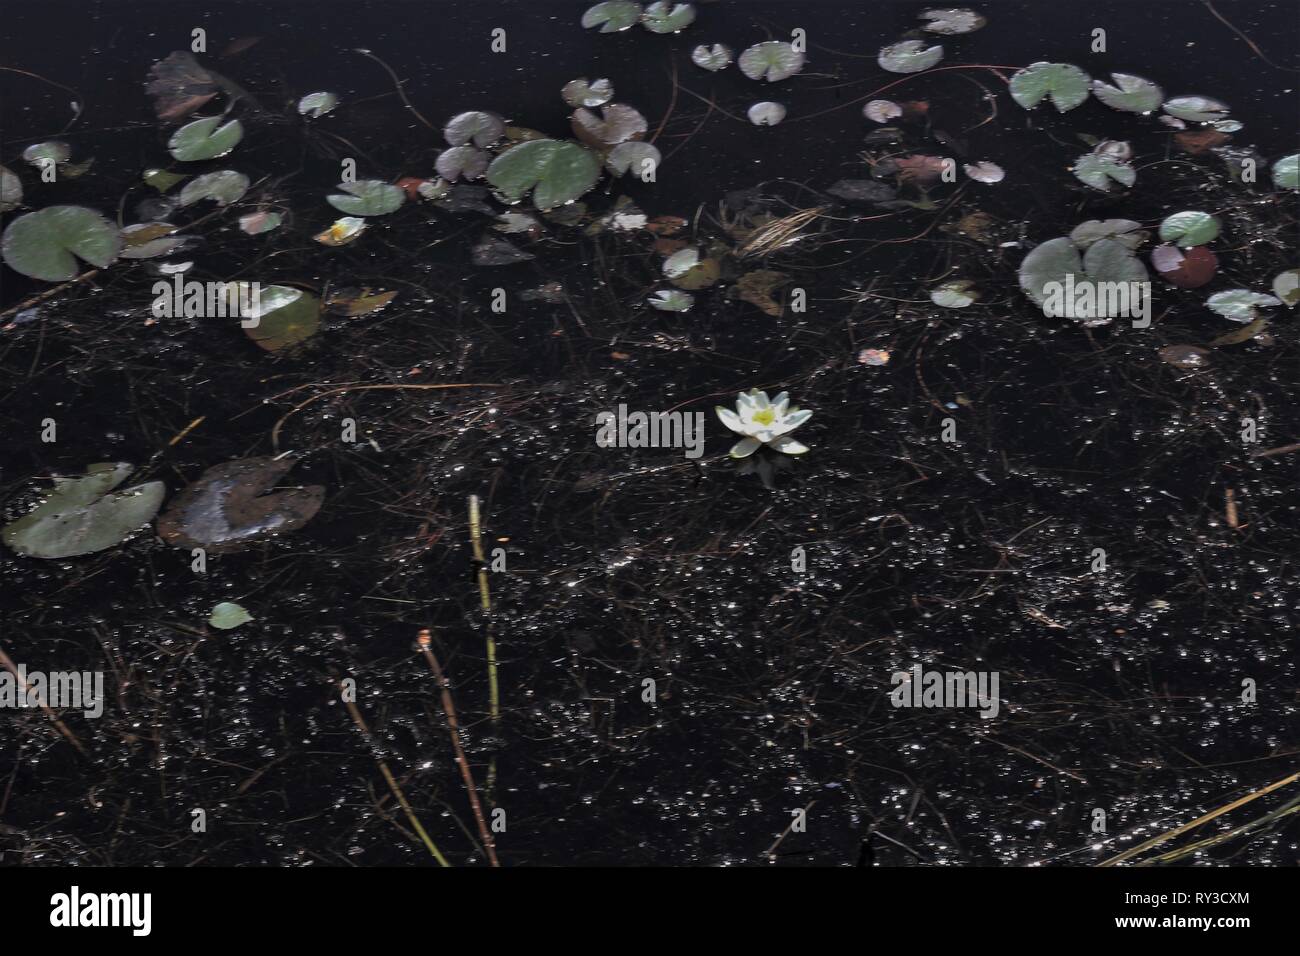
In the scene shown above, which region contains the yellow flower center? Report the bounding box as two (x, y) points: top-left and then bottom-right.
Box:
(752, 408), (775, 427)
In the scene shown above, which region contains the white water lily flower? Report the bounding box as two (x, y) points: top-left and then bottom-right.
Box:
(715, 389), (812, 458)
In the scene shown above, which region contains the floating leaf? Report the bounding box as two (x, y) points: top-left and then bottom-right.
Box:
(963, 161), (1004, 184)
(562, 77), (614, 108)
(2, 205), (121, 281)
(1162, 95), (1229, 122)
(1272, 268), (1299, 306)
(145, 51), (222, 121)
(1090, 73), (1163, 114)
(209, 601), (253, 630)
(1213, 119), (1243, 133)
(1272, 154), (1299, 190)
(168, 116), (244, 161)
(571, 103), (647, 147)
(1209, 317), (1268, 346)
(648, 289), (694, 311)
(436, 145), (490, 181)
(1, 165), (23, 213)
(327, 180), (405, 216)
(143, 168), (187, 193)
(669, 256), (720, 290)
(494, 211), (541, 234)
(118, 222), (187, 259)
(691, 44), (732, 71)
(22, 141), (71, 167)
(664, 247), (699, 278)
(918, 7), (986, 34)
(1174, 129), (1230, 155)
(1159, 210), (1220, 248)
(581, 1), (643, 32)
(1151, 243), (1218, 289)
(297, 92), (338, 118)
(878, 40), (944, 74)
(864, 99), (902, 123)
(748, 101), (786, 126)
(930, 279), (978, 308)
(738, 41), (805, 82)
(179, 170), (249, 207)
(605, 141), (661, 177)
(1018, 236), (1147, 312)
(1072, 153), (1136, 191)
(1206, 289), (1281, 322)
(1070, 219), (1143, 250)
(471, 236), (534, 266)
(1009, 62), (1090, 112)
(230, 284), (322, 350)
(315, 216), (367, 246)
(641, 2), (695, 33)
(157, 456), (324, 553)
(1158, 344), (1211, 369)
(2, 462), (165, 559)
(485, 139), (602, 210)
(239, 210), (283, 235)
(892, 154), (949, 184)
(443, 111), (506, 148)
(735, 269), (789, 316)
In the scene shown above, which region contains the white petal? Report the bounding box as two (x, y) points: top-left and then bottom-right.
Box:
(736, 391), (757, 412)
(782, 408), (813, 429)
(772, 392), (790, 416)
(751, 389), (771, 410)
(769, 435), (809, 455)
(715, 406), (744, 433)
(729, 436), (762, 458)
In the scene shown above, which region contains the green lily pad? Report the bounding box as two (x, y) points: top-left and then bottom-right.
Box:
(606, 141), (661, 177)
(1069, 219), (1144, 251)
(327, 180), (406, 216)
(1091, 73), (1163, 114)
(1009, 62), (1091, 113)
(919, 7), (986, 34)
(436, 146), (490, 181)
(641, 2), (695, 32)
(239, 210), (284, 235)
(1, 205), (122, 281)
(1019, 236), (1148, 310)
(691, 44), (732, 71)
(297, 92), (338, 118)
(930, 279), (979, 308)
(179, 170), (249, 207)
(1159, 211), (1220, 248)
(1206, 289), (1281, 322)
(738, 41), (805, 82)
(22, 141), (71, 167)
(581, 1), (643, 33)
(486, 139), (601, 211)
(648, 289), (694, 311)
(143, 168), (187, 193)
(1162, 95), (1229, 122)
(1073, 153), (1136, 191)
(0, 165), (23, 213)
(168, 116), (244, 161)
(562, 77), (614, 108)
(1272, 268), (1299, 306)
(878, 40), (944, 74)
(2, 462), (165, 559)
(571, 103), (647, 147)
(1272, 154), (1299, 190)
(228, 283), (322, 350)
(444, 111), (506, 148)
(209, 601), (254, 630)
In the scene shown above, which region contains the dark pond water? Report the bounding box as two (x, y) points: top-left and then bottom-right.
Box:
(1, 0), (1297, 866)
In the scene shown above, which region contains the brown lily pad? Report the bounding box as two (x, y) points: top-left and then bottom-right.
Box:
(157, 456), (324, 552)
(734, 270), (790, 316)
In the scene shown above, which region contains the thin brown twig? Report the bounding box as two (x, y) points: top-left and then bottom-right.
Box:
(416, 630), (500, 867)
(0, 644), (89, 757)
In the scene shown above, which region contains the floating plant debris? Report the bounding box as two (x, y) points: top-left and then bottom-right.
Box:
(156, 456), (324, 552)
